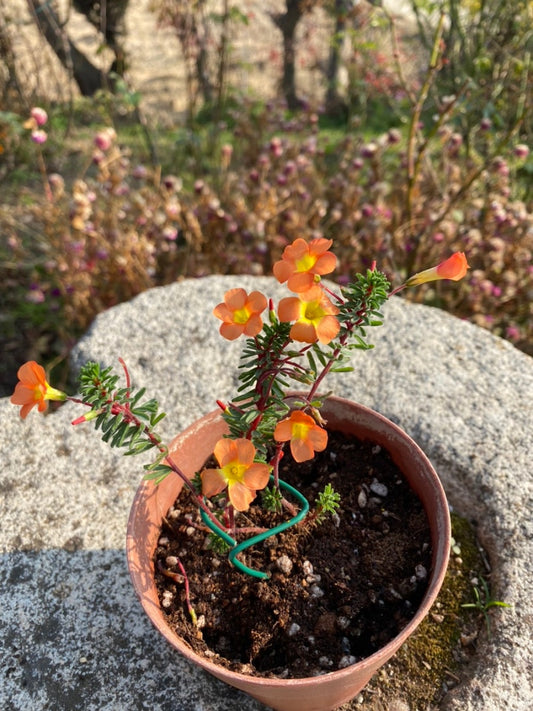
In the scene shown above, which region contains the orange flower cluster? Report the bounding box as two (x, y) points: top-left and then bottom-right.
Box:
(9, 239), (470, 517)
(274, 237), (340, 345)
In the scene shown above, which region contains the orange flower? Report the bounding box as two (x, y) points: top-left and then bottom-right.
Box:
(405, 252), (469, 287)
(213, 288), (268, 340)
(201, 438), (271, 511)
(273, 237), (336, 293)
(278, 285), (340, 344)
(10, 361), (67, 419)
(274, 410), (328, 463)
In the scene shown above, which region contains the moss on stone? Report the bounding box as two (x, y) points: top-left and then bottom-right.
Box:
(342, 512), (487, 710)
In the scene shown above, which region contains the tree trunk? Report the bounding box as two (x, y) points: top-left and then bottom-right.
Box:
(325, 0), (349, 118)
(27, 0), (107, 96)
(272, 0), (305, 110)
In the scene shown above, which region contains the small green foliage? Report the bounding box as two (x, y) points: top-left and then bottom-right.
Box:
(338, 269), (391, 351)
(143, 460), (173, 485)
(461, 576), (512, 639)
(315, 483), (341, 523)
(207, 531), (232, 554)
(78, 360), (168, 461)
(262, 485), (283, 513)
(191, 470), (203, 495)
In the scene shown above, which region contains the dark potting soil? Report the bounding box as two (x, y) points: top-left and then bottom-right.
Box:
(153, 430), (432, 679)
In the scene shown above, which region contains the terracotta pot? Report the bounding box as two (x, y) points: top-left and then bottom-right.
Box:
(127, 396), (450, 711)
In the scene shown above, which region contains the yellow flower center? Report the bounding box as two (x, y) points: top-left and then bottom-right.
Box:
(295, 253), (317, 272)
(233, 306), (250, 324)
(291, 422), (310, 440)
(222, 461), (246, 485)
(302, 300), (324, 322)
(33, 384), (46, 402)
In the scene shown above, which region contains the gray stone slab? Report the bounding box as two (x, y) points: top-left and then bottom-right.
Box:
(1, 275), (531, 710)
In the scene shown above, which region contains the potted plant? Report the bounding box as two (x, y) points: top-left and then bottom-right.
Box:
(10, 238), (468, 711)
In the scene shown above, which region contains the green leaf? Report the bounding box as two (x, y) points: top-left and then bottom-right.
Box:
(126, 440), (155, 455)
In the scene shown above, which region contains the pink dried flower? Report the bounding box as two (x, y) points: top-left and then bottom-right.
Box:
(513, 144), (529, 159)
(30, 107), (48, 126)
(270, 137), (283, 157)
(48, 173), (64, 189)
(361, 142), (378, 158)
(449, 133), (463, 147)
(31, 130), (47, 144)
(94, 128), (116, 152)
(162, 227), (178, 241)
(133, 164), (148, 179)
(163, 175), (182, 192)
(283, 160), (297, 177)
(492, 156), (509, 175)
(506, 326), (521, 340)
(387, 128), (401, 144)
(26, 287), (45, 304)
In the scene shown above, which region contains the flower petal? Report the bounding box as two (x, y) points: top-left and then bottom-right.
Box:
(201, 468), (227, 497)
(233, 438), (256, 466)
(290, 321), (318, 343)
(213, 438), (238, 467)
(314, 251), (337, 275)
(290, 437), (314, 463)
(224, 288), (248, 310)
(273, 259), (293, 284)
(17, 361), (46, 388)
(243, 462), (271, 491)
(247, 291), (268, 312)
(435, 252), (469, 281)
(243, 313), (263, 337)
(10, 382), (35, 407)
(228, 482), (255, 511)
(219, 322), (244, 340)
(287, 272), (315, 293)
(278, 296), (301, 323)
(309, 237), (333, 255)
(316, 315), (340, 344)
(213, 303), (232, 321)
(273, 418), (294, 442)
(307, 426), (328, 452)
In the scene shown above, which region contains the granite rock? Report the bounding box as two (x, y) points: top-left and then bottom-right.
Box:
(1, 275), (531, 710)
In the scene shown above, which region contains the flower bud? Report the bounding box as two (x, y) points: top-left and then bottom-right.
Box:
(513, 144), (529, 159)
(31, 130), (47, 144)
(30, 107), (48, 126)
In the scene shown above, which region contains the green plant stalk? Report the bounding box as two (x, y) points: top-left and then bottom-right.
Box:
(461, 577), (512, 639)
(405, 12), (445, 227)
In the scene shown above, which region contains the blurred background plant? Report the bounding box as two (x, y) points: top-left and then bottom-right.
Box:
(0, 0), (531, 396)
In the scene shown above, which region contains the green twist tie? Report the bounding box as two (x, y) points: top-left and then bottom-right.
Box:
(200, 476), (309, 580)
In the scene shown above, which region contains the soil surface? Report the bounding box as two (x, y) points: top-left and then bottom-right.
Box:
(154, 430), (432, 679)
